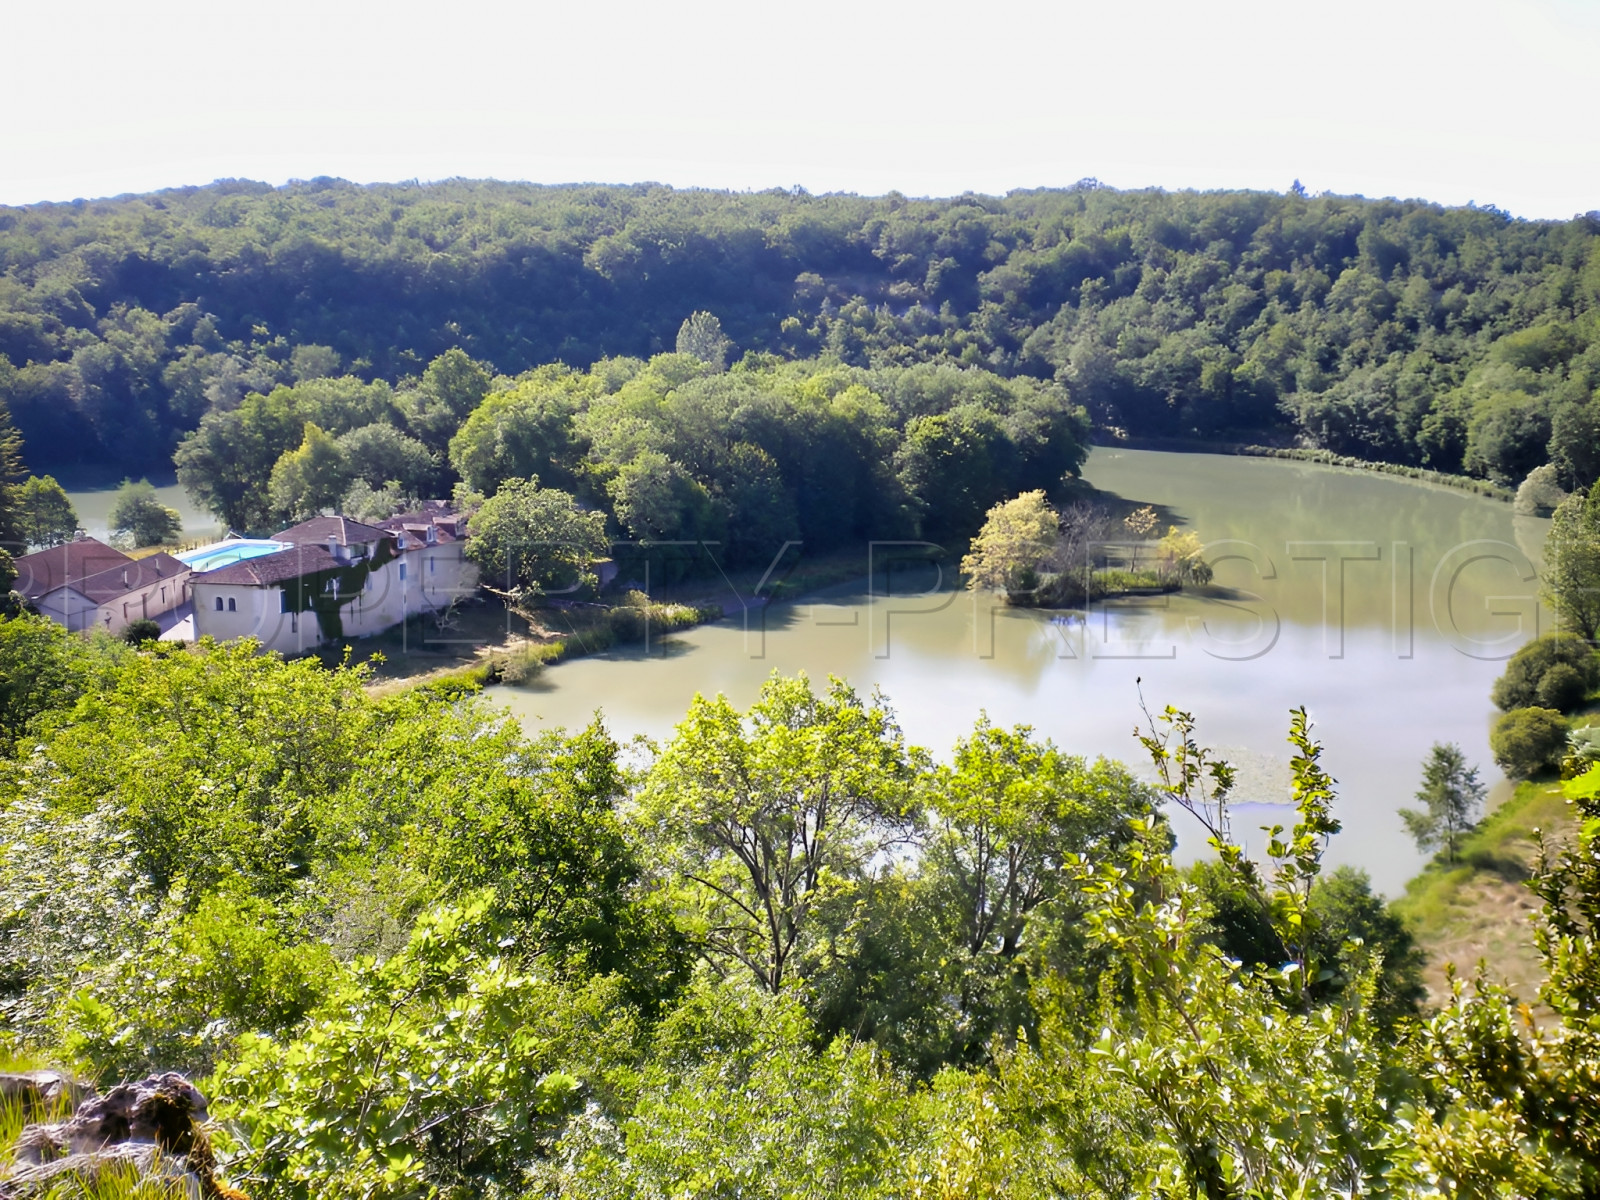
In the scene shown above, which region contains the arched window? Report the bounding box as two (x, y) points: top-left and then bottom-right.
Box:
(214, 596), (223, 611)
(227, 597), (237, 612)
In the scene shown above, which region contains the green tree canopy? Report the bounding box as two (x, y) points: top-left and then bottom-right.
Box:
(1399, 741), (1486, 862)
(108, 477), (182, 547)
(638, 672), (916, 993)
(463, 476), (608, 597)
(676, 310), (732, 370)
(15, 474), (78, 548)
(960, 490), (1058, 594)
(268, 422), (351, 522)
(1544, 481), (1600, 639)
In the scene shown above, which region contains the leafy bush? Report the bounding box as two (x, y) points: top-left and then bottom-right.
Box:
(120, 618), (162, 645)
(0, 797), (157, 1040)
(57, 890), (336, 1080)
(1491, 631), (1598, 712)
(215, 897), (638, 1200)
(1538, 661), (1591, 712)
(1490, 707), (1570, 778)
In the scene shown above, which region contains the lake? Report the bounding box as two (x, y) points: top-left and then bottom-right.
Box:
(493, 447), (1549, 894)
(60, 473), (222, 546)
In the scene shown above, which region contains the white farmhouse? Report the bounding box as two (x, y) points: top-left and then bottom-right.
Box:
(14, 537), (192, 634)
(186, 505), (477, 655)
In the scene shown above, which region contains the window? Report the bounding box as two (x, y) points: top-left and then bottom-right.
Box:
(399, 562), (407, 581)
(215, 596), (223, 611)
(429, 557), (435, 574)
(160, 587), (167, 603)
(227, 597), (237, 613)
(280, 591), (292, 613)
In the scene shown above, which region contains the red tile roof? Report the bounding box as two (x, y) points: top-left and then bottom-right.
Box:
(56, 553), (191, 605)
(193, 545), (342, 586)
(13, 538), (134, 601)
(271, 516), (390, 547)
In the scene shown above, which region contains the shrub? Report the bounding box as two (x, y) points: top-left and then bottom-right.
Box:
(58, 890), (336, 1080)
(1490, 707), (1569, 778)
(1491, 632), (1597, 712)
(1536, 661), (1589, 712)
(1514, 463), (1568, 516)
(121, 618), (162, 645)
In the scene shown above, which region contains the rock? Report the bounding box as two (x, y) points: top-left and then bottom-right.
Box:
(0, 1071), (91, 1119)
(2, 1072), (246, 1200)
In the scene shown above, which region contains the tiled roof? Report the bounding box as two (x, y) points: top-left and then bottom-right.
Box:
(271, 516), (389, 547)
(376, 505), (465, 545)
(193, 545), (342, 586)
(13, 538), (134, 601)
(55, 553), (191, 605)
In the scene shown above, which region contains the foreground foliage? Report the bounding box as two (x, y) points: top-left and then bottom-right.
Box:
(0, 616), (1596, 1197)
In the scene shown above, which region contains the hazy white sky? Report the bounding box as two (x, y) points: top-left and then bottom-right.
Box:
(5, 0), (1597, 218)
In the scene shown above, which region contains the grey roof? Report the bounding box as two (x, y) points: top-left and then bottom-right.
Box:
(271, 516), (390, 547)
(13, 538), (133, 601)
(193, 545), (342, 586)
(50, 553), (190, 605)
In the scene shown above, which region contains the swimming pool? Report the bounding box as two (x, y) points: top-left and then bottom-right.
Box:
(177, 539), (288, 573)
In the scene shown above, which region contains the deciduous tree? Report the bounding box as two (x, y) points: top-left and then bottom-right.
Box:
(463, 476), (608, 598)
(638, 672), (915, 992)
(1399, 741), (1486, 862)
(15, 474), (78, 548)
(108, 477), (182, 547)
(960, 491), (1057, 594)
(1544, 481), (1600, 639)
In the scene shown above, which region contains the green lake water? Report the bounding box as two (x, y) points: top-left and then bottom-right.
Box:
(489, 447), (1547, 893)
(61, 474), (223, 546)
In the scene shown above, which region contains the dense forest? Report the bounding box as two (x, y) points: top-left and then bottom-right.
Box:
(0, 622), (1596, 1196)
(3, 179), (1599, 499)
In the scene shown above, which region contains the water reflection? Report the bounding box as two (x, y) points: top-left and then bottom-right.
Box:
(491, 449), (1551, 895)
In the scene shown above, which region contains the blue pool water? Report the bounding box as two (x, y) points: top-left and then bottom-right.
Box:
(177, 540), (287, 573)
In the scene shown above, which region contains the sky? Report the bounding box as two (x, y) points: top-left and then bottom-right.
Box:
(4, 0), (1598, 219)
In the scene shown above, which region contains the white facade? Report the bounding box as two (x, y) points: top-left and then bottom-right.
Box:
(36, 560), (192, 635)
(189, 536), (478, 656)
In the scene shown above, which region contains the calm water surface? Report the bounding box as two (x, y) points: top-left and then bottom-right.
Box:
(492, 449), (1552, 893)
(61, 474), (222, 545)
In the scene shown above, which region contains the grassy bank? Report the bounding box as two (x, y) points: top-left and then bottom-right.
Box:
(360, 543), (930, 694)
(361, 592), (723, 695)
(1395, 778), (1573, 1006)
(1105, 436), (1515, 502)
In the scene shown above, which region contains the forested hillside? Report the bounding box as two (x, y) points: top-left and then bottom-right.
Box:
(3, 179), (1599, 492)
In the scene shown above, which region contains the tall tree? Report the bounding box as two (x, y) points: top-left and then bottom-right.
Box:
(638, 672), (915, 992)
(1543, 481), (1600, 639)
(1399, 742), (1486, 862)
(268, 423), (351, 522)
(463, 476), (608, 598)
(108, 478), (182, 547)
(960, 491), (1058, 594)
(0, 391), (26, 551)
(15, 475), (79, 549)
(175, 389), (303, 532)
(676, 311), (732, 370)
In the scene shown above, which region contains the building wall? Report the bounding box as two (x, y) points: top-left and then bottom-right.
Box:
(190, 582), (318, 655)
(190, 543), (479, 654)
(40, 573), (191, 634)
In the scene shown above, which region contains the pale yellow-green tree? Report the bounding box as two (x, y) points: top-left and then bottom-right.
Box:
(961, 491), (1058, 594)
(1156, 525), (1213, 585)
(268, 422), (350, 523)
